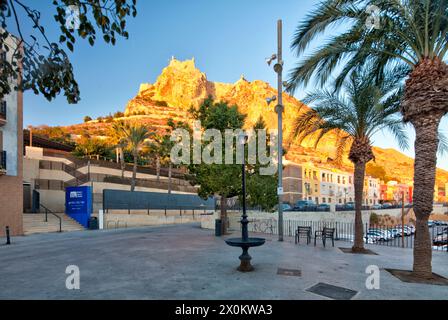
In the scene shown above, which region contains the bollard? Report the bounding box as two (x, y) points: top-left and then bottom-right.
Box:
(5, 226), (11, 245)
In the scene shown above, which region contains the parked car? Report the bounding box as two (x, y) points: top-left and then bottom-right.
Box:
(433, 233), (448, 246)
(428, 220), (435, 228)
(365, 231), (386, 242)
(316, 203), (331, 212)
(388, 228), (400, 238)
(381, 203), (393, 209)
(406, 225), (416, 234)
(293, 200), (317, 211)
(369, 229), (394, 240)
(367, 230), (390, 241)
(395, 225), (413, 236)
(278, 203), (293, 212)
(436, 227), (448, 236)
(345, 202), (355, 210)
(371, 204), (382, 210)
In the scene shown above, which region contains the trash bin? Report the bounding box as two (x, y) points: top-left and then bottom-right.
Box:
(215, 219), (222, 237)
(89, 217), (99, 230)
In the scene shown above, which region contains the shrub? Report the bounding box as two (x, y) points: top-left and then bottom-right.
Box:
(154, 100), (168, 107)
(83, 116), (92, 123)
(113, 111), (125, 118)
(370, 212), (379, 225)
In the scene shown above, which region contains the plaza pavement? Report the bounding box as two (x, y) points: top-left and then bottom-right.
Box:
(0, 223), (447, 300)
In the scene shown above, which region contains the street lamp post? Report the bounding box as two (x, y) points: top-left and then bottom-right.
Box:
(266, 20), (285, 241)
(225, 133), (265, 272)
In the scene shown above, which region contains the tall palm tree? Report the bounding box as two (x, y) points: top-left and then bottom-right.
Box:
(107, 121), (127, 178)
(288, 0), (448, 278)
(292, 67), (408, 252)
(119, 124), (152, 191)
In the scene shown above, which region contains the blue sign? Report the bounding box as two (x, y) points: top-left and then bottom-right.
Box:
(65, 186), (92, 228)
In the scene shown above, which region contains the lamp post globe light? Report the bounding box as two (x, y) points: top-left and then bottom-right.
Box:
(225, 132), (265, 272)
(265, 19), (285, 242)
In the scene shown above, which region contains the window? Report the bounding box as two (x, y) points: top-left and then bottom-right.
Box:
(0, 51), (6, 62)
(322, 197), (326, 203)
(337, 176), (340, 184)
(314, 184), (318, 193)
(349, 176), (352, 184)
(339, 199), (342, 204)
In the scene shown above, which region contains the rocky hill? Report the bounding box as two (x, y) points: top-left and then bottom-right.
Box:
(51, 58), (448, 188)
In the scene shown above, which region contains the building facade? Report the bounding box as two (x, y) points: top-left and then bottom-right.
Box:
(283, 161), (380, 206)
(0, 35), (23, 236)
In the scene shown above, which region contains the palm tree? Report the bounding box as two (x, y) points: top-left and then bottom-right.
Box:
(288, 0), (448, 278)
(107, 121), (127, 178)
(119, 124), (152, 191)
(146, 134), (173, 193)
(292, 67), (408, 252)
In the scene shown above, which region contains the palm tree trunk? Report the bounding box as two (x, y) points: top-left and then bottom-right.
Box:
(168, 162), (172, 194)
(352, 161), (366, 252)
(156, 156), (160, 182)
(119, 147), (125, 178)
(411, 116), (441, 279)
(220, 195), (227, 235)
(131, 150), (138, 192)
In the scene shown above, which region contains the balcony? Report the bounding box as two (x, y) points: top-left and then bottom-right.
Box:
(0, 150), (6, 175)
(0, 101), (6, 126)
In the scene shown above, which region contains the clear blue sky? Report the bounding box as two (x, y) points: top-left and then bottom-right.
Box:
(18, 0), (448, 170)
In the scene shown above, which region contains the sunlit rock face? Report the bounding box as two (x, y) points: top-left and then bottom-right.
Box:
(125, 58), (309, 143)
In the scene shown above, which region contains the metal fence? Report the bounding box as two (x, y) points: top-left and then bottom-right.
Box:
(242, 218), (448, 252)
(103, 189), (215, 213)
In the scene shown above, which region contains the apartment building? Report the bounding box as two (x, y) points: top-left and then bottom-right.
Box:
(364, 176), (380, 205)
(0, 34), (23, 236)
(283, 161), (380, 206)
(379, 181), (413, 204)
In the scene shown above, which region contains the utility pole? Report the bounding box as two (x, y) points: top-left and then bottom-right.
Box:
(401, 191), (405, 248)
(276, 20), (284, 242)
(265, 19), (284, 241)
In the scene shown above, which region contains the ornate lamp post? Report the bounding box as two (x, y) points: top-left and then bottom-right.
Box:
(225, 132), (265, 272)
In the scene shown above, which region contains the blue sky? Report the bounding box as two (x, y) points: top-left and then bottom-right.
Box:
(17, 0), (448, 170)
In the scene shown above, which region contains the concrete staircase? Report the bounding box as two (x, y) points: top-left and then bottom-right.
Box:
(23, 213), (85, 235)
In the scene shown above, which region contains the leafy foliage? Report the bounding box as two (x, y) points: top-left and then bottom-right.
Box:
(287, 0), (448, 93)
(0, 0), (137, 103)
(73, 135), (112, 158)
(187, 97), (245, 200)
(292, 65), (409, 164)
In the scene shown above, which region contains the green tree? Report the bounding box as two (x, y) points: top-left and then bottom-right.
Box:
(113, 111), (125, 118)
(187, 98), (246, 235)
(288, 0), (448, 278)
(145, 118), (190, 193)
(83, 116), (92, 123)
(292, 67), (408, 252)
(0, 0), (137, 103)
(73, 136), (112, 159)
(118, 123), (152, 191)
(245, 117), (278, 211)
